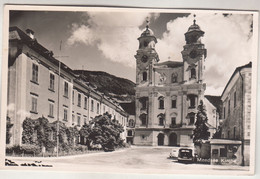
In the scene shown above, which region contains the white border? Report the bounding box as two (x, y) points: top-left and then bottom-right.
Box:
(0, 4), (259, 177)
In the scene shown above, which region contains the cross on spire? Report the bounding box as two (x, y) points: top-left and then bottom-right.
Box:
(193, 14), (196, 25)
(146, 17), (150, 29)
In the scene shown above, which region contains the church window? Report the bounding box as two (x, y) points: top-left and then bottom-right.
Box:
(189, 113), (195, 125)
(171, 73), (178, 83)
(128, 119), (135, 127)
(144, 41), (148, 47)
(190, 68), (196, 79)
(171, 96), (177, 108)
(159, 117), (164, 126)
(128, 130), (133, 136)
(171, 117), (176, 126)
(140, 114), (147, 126)
(143, 72), (147, 81)
(158, 96), (164, 109)
(140, 97), (148, 110)
(188, 95), (196, 108)
(157, 113), (165, 126)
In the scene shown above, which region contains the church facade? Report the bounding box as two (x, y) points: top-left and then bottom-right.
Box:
(134, 19), (209, 146)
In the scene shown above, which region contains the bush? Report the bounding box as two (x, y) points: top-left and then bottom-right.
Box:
(21, 144), (41, 155)
(6, 145), (41, 155)
(74, 145), (88, 152)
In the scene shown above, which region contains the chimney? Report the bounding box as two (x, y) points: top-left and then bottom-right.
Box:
(25, 29), (35, 39)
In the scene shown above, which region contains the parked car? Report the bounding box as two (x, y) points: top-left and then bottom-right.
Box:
(177, 148), (196, 163)
(169, 148), (179, 159)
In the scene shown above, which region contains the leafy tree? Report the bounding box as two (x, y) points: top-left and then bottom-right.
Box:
(6, 116), (14, 144)
(193, 100), (210, 144)
(22, 118), (35, 144)
(85, 113), (125, 151)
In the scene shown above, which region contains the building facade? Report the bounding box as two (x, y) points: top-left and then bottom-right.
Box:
(220, 62), (252, 166)
(133, 19), (217, 146)
(7, 27), (128, 146)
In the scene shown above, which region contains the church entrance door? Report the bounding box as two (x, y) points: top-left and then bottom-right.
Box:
(157, 133), (164, 146)
(169, 133), (177, 146)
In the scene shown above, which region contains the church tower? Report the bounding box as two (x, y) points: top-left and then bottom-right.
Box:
(181, 15), (207, 84)
(134, 16), (209, 147)
(135, 20), (159, 86)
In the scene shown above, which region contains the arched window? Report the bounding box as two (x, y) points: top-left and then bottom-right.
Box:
(188, 112), (195, 125)
(128, 130), (133, 136)
(190, 68), (196, 79)
(139, 97), (148, 110)
(140, 113), (147, 126)
(171, 73), (178, 83)
(188, 95), (197, 108)
(157, 113), (165, 126)
(128, 119), (135, 127)
(143, 72), (147, 81)
(158, 96), (164, 109)
(171, 95), (177, 108)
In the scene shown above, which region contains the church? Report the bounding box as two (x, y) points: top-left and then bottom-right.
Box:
(133, 17), (217, 146)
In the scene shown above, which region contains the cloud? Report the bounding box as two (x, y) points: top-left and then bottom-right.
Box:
(68, 12), (253, 96)
(156, 13), (253, 95)
(68, 12), (159, 68)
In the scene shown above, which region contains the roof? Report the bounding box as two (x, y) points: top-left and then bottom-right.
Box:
(205, 95), (222, 114)
(9, 26), (128, 116)
(9, 26), (75, 77)
(119, 102), (135, 115)
(185, 21), (204, 35)
(155, 61), (183, 68)
(210, 139), (242, 145)
(221, 62), (252, 98)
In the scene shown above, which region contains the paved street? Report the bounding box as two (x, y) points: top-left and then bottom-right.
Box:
(6, 146), (250, 175)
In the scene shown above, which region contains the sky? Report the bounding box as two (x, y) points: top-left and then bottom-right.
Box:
(9, 10), (253, 96)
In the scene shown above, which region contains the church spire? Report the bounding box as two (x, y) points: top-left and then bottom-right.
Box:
(193, 14), (196, 25)
(146, 17), (150, 30)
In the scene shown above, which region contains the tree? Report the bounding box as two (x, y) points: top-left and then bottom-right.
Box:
(193, 100), (210, 144)
(85, 113), (125, 151)
(6, 116), (13, 144)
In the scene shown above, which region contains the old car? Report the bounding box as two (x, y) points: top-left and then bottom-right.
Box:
(177, 148), (196, 163)
(169, 148), (179, 159)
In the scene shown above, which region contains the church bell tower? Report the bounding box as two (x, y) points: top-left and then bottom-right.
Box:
(135, 19), (159, 86)
(181, 15), (207, 83)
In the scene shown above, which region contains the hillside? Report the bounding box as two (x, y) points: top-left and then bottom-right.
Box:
(73, 70), (136, 102)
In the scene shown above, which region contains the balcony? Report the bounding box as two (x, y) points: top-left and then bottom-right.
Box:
(169, 124), (182, 128)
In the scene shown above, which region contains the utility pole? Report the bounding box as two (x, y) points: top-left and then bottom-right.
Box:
(56, 40), (62, 157)
(54, 40), (69, 157)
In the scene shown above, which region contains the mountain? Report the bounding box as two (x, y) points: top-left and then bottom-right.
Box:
(73, 70), (136, 102)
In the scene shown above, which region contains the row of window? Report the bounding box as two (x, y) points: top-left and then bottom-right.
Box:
(140, 68), (196, 83)
(31, 96), (69, 121)
(30, 63), (125, 126)
(140, 95), (196, 110)
(223, 91), (237, 119)
(32, 63), (70, 97)
(72, 113), (88, 126)
(141, 72), (179, 83)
